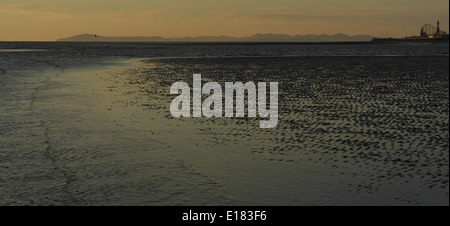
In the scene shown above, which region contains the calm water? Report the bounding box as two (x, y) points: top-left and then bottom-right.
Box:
(0, 42), (448, 205)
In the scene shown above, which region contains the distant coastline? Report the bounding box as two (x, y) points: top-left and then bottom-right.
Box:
(56, 33), (374, 43)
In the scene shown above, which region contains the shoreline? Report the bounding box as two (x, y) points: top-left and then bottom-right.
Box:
(2, 40), (448, 46)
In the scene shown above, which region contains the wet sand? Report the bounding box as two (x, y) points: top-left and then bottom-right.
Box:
(101, 56), (448, 205)
(0, 60), (230, 205)
(1, 53), (448, 206)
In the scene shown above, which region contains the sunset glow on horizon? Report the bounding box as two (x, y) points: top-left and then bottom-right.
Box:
(0, 0), (449, 41)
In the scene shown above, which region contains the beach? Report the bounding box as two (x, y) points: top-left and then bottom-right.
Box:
(0, 43), (448, 205)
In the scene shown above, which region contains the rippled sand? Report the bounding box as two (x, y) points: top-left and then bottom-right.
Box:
(1, 44), (448, 206)
(106, 56), (448, 205)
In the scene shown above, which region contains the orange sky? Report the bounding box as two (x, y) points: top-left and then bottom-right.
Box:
(0, 0), (449, 41)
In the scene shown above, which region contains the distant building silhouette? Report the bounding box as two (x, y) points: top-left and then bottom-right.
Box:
(420, 20), (448, 39)
(373, 20), (448, 42)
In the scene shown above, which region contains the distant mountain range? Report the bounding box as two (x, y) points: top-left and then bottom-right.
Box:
(57, 33), (374, 42)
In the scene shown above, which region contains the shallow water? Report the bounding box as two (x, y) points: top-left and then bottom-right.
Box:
(0, 42), (448, 205)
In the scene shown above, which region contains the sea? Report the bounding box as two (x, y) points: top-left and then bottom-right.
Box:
(0, 42), (448, 206)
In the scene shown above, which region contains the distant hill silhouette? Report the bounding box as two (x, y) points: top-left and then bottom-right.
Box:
(57, 33), (374, 42)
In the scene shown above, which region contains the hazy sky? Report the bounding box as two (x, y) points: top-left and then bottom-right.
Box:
(0, 0), (448, 41)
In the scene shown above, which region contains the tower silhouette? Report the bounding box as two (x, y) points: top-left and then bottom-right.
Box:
(437, 20), (440, 34)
